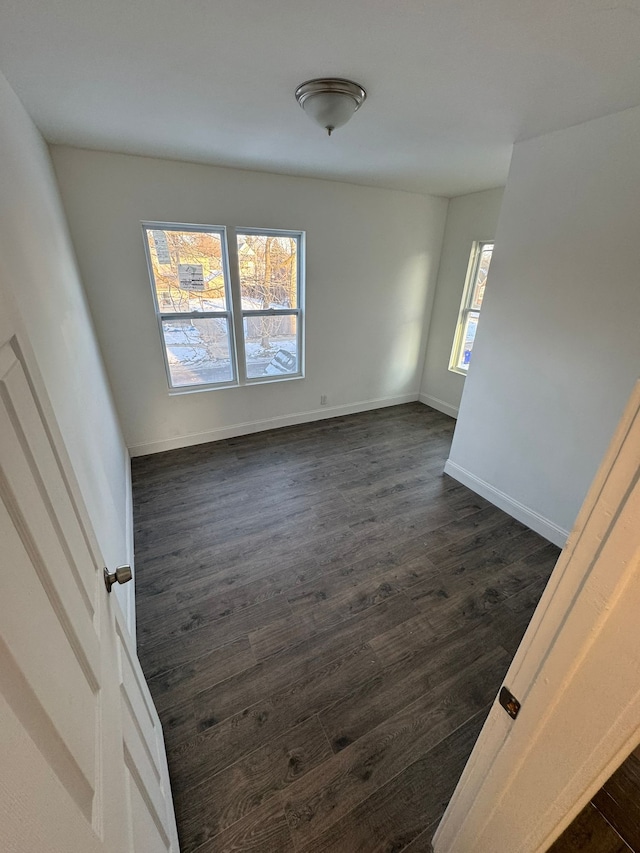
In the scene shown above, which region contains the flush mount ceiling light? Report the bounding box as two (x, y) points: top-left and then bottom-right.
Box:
(295, 78), (367, 136)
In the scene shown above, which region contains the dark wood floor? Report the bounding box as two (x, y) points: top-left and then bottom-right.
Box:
(133, 403), (560, 853)
(550, 744), (640, 853)
(549, 804), (634, 853)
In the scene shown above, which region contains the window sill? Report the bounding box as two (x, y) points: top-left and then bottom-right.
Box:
(448, 365), (469, 377)
(167, 372), (305, 396)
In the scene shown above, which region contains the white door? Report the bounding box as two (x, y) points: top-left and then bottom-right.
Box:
(0, 336), (179, 853)
(433, 380), (640, 852)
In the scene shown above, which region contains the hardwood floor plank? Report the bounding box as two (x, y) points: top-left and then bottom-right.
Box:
(249, 611), (310, 661)
(312, 522), (401, 570)
(592, 749), (640, 851)
(444, 486), (494, 518)
(366, 613), (437, 669)
(268, 642), (383, 730)
(400, 502), (519, 555)
(146, 636), (256, 716)
(284, 648), (509, 847)
(320, 617), (502, 751)
(137, 594), (292, 681)
(407, 541), (555, 634)
(168, 699), (289, 791)
(284, 531), (449, 621)
(155, 691), (196, 747)
(292, 576), (406, 634)
(400, 822), (438, 852)
(485, 545), (561, 655)
(173, 556), (322, 615)
(188, 795), (294, 853)
(177, 716), (332, 852)
(548, 803), (631, 852)
(286, 554), (404, 613)
(294, 707), (488, 853)
(425, 516), (529, 571)
(171, 641), (385, 801)
(193, 596), (414, 730)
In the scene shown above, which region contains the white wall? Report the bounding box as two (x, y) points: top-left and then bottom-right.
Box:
(50, 147), (448, 456)
(0, 73), (134, 628)
(446, 105), (640, 545)
(419, 187), (504, 417)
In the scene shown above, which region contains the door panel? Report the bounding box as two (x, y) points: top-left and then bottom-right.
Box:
(116, 610), (176, 851)
(0, 337), (178, 852)
(0, 348), (100, 821)
(0, 692), (104, 853)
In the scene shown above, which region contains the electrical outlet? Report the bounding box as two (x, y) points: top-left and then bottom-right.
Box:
(320, 395), (328, 406)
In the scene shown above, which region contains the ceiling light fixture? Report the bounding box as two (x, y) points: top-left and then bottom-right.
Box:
(295, 78), (367, 136)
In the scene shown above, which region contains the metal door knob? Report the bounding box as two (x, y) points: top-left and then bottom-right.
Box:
(104, 565), (133, 593)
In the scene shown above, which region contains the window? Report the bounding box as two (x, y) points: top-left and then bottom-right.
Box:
(236, 231), (301, 380)
(449, 240), (494, 374)
(143, 223), (304, 391)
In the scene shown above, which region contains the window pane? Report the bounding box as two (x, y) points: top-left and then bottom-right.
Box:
(470, 243), (494, 310)
(457, 312), (479, 370)
(243, 314), (298, 379)
(162, 318), (233, 387)
(145, 228), (228, 313)
(236, 233), (298, 309)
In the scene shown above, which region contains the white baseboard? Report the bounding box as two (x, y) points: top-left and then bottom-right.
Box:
(443, 459), (569, 548)
(418, 393), (459, 419)
(128, 393), (418, 457)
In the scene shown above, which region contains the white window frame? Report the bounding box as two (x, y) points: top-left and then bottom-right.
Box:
(232, 226), (305, 386)
(142, 221), (305, 393)
(449, 239), (494, 376)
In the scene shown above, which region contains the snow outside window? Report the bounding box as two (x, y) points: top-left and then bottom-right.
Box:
(143, 223), (304, 392)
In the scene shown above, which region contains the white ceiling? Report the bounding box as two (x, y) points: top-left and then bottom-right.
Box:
(2, 0), (640, 197)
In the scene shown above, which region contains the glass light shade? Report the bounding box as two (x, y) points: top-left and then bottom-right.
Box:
(302, 92), (359, 133)
(296, 79), (366, 135)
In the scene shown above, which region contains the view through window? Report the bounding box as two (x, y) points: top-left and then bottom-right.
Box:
(143, 224), (304, 390)
(450, 241), (493, 374)
(237, 232), (300, 379)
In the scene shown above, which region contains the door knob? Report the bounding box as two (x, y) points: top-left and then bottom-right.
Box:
(104, 565), (133, 593)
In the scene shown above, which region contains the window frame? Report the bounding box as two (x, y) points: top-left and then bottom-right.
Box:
(449, 239), (494, 376)
(233, 226), (305, 386)
(142, 221), (305, 393)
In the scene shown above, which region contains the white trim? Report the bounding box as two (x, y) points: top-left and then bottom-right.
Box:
(443, 459), (569, 547)
(419, 393), (459, 419)
(140, 222), (305, 392)
(448, 364), (468, 378)
(123, 448), (136, 639)
(128, 393), (418, 457)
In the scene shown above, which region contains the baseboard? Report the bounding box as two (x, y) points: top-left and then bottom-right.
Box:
(443, 459), (569, 548)
(128, 393), (418, 457)
(419, 393), (459, 419)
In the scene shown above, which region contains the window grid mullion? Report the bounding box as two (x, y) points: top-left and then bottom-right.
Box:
(225, 228), (248, 385)
(241, 309), (300, 318)
(159, 311), (231, 321)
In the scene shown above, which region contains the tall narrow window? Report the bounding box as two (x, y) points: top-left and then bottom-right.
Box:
(143, 223), (304, 391)
(449, 241), (494, 374)
(236, 230), (303, 381)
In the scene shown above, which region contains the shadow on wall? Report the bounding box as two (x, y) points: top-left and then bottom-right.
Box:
(380, 251), (432, 396)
